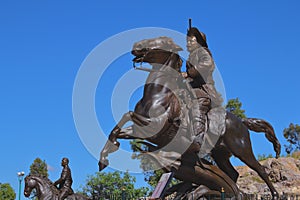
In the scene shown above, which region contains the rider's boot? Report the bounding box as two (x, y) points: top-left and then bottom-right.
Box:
(192, 112), (206, 145)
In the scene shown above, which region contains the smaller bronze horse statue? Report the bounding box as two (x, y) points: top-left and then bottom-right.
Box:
(24, 175), (89, 200)
(99, 36), (281, 199)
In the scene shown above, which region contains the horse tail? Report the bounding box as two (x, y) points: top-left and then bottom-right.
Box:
(242, 118), (281, 158)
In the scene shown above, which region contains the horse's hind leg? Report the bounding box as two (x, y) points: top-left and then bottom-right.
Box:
(212, 148), (239, 182)
(225, 128), (279, 198)
(235, 150), (278, 197)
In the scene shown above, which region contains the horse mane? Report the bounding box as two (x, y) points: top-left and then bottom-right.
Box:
(28, 174), (60, 194)
(29, 174), (52, 183)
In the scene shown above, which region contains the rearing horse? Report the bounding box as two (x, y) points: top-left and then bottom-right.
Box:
(99, 37), (281, 198)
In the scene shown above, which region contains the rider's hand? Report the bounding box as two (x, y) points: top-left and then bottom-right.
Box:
(181, 72), (188, 78)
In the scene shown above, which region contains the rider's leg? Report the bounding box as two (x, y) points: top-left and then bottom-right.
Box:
(191, 97), (210, 144)
(198, 106), (226, 159)
(58, 188), (69, 200)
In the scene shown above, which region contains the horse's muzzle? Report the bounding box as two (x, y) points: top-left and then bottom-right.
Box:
(132, 56), (143, 63)
(131, 50), (145, 63)
(24, 190), (30, 197)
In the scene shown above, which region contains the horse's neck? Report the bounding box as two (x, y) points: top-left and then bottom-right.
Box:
(141, 60), (179, 104)
(143, 71), (177, 103)
(146, 64), (179, 88)
(35, 178), (56, 200)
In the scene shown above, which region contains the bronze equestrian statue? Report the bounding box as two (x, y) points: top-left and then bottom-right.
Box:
(24, 174), (89, 200)
(99, 36), (281, 199)
(24, 158), (88, 200)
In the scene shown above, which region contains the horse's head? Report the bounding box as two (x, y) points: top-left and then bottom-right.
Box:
(131, 36), (183, 71)
(24, 175), (36, 197)
(24, 174), (55, 198)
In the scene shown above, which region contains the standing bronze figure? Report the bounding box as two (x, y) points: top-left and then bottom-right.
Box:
(99, 35), (281, 198)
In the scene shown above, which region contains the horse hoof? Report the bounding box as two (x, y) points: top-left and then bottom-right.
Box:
(98, 159), (109, 171)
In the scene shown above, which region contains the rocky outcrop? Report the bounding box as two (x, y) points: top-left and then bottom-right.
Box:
(236, 156), (300, 195)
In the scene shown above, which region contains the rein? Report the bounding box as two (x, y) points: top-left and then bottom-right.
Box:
(132, 52), (182, 79)
(133, 62), (157, 73)
(133, 62), (181, 81)
(29, 194), (37, 199)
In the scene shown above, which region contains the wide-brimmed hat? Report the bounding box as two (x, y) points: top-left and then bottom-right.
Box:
(187, 27), (208, 48)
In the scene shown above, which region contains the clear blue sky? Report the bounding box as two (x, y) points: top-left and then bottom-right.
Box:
(1, 1), (300, 199)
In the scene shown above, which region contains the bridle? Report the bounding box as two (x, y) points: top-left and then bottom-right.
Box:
(133, 50), (182, 77)
(24, 176), (37, 199)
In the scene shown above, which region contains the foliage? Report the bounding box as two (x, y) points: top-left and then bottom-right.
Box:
(0, 183), (16, 200)
(29, 157), (49, 177)
(80, 171), (149, 200)
(225, 98), (246, 119)
(130, 139), (159, 188)
(283, 123), (300, 154)
(257, 154), (273, 161)
(29, 157), (49, 199)
(144, 169), (164, 189)
(290, 151), (300, 159)
(130, 140), (180, 189)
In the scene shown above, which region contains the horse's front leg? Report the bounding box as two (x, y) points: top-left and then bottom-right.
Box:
(99, 111), (134, 171)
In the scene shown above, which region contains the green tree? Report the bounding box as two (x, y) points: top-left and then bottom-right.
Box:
(0, 183), (16, 200)
(257, 153), (273, 161)
(143, 169), (180, 189)
(130, 139), (159, 188)
(225, 98), (246, 119)
(29, 157), (48, 177)
(80, 171), (148, 200)
(283, 123), (300, 154)
(130, 140), (180, 189)
(29, 158), (49, 199)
